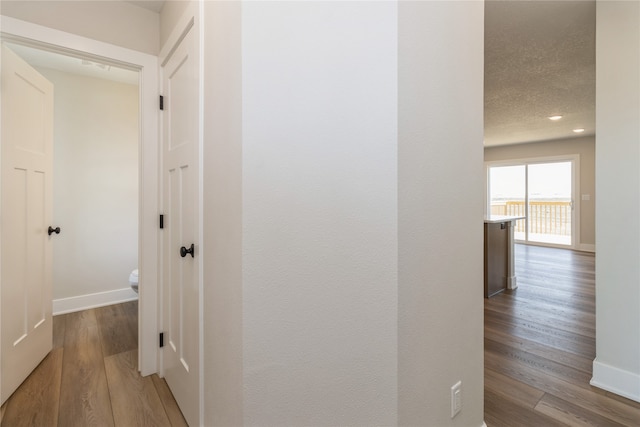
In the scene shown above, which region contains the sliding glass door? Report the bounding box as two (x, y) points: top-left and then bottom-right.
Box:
(487, 159), (575, 247)
(488, 165), (526, 240)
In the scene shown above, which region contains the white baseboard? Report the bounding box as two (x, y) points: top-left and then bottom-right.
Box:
(578, 243), (595, 252)
(53, 287), (138, 315)
(591, 359), (640, 403)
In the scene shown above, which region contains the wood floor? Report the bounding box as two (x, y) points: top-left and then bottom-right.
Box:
(485, 244), (640, 426)
(3, 246), (640, 426)
(0, 301), (187, 427)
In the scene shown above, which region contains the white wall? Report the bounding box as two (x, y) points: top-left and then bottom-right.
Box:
(200, 1), (486, 425)
(398, 1), (485, 425)
(37, 68), (139, 301)
(187, 1), (484, 425)
(160, 0), (190, 49)
(202, 1), (243, 425)
(0, 1), (159, 55)
(484, 136), (596, 249)
(241, 2), (398, 424)
(592, 0), (640, 402)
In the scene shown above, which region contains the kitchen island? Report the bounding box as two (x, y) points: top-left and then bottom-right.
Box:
(484, 215), (525, 298)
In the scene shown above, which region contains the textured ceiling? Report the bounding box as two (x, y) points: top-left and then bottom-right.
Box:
(484, 0), (596, 146)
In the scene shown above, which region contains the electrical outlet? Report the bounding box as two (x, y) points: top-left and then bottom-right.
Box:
(451, 381), (462, 418)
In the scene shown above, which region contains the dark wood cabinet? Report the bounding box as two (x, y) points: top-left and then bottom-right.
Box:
(484, 221), (508, 298)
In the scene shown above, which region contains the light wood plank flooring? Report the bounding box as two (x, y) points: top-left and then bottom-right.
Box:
(1, 301), (187, 427)
(485, 244), (640, 426)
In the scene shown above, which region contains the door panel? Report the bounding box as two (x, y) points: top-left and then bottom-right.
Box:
(1, 44), (54, 404)
(162, 24), (200, 427)
(527, 162), (573, 245)
(488, 165), (526, 240)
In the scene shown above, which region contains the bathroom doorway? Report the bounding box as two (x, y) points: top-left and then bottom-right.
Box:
(4, 43), (141, 312)
(1, 18), (160, 376)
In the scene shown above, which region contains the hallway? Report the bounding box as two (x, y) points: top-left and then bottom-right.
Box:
(485, 245), (640, 426)
(1, 301), (186, 426)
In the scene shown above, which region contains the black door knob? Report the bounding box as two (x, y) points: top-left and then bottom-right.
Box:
(48, 226), (60, 236)
(180, 244), (194, 258)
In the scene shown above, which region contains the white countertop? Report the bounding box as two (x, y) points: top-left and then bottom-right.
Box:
(484, 215), (526, 224)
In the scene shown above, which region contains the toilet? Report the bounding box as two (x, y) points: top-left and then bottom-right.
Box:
(129, 269), (139, 294)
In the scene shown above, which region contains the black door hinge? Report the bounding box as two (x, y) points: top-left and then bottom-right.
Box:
(159, 332), (164, 348)
(159, 214), (164, 229)
(159, 95), (164, 111)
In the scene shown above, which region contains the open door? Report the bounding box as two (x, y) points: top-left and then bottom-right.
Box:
(0, 44), (54, 404)
(161, 20), (201, 426)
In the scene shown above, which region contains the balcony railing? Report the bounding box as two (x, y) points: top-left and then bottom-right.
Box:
(490, 200), (572, 237)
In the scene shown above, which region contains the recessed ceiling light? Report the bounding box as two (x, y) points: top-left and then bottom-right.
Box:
(573, 128), (585, 133)
(548, 115), (563, 121)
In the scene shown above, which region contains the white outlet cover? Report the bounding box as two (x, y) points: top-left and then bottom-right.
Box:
(451, 381), (462, 418)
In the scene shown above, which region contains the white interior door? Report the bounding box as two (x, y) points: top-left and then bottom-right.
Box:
(1, 44), (54, 404)
(161, 23), (201, 427)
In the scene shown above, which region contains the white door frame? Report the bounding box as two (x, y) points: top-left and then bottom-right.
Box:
(0, 15), (160, 376)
